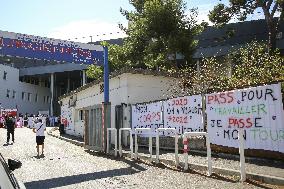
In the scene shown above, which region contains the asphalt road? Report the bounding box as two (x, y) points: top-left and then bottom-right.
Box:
(0, 127), (281, 189)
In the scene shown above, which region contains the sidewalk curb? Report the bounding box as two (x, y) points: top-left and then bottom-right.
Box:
(47, 131), (284, 186)
(122, 152), (284, 186)
(47, 132), (84, 147)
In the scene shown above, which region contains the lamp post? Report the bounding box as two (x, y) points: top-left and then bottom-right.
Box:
(103, 46), (109, 103)
(102, 46), (110, 152)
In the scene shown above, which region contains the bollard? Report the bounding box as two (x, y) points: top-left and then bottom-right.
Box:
(156, 132), (160, 163)
(183, 136), (189, 170)
(239, 129), (246, 182)
(205, 134), (212, 176)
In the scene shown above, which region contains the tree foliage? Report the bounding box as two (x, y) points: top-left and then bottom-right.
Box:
(208, 0), (284, 52)
(121, 0), (201, 70)
(87, 0), (201, 79)
(177, 41), (284, 95)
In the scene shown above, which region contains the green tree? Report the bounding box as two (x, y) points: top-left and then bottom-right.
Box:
(86, 42), (127, 80)
(87, 0), (201, 79)
(208, 0), (284, 53)
(228, 41), (284, 87)
(118, 0), (200, 70)
(178, 41), (284, 95)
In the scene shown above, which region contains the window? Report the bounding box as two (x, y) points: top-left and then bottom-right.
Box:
(3, 71), (7, 80)
(6, 89), (10, 98)
(79, 110), (84, 120)
(43, 96), (46, 103)
(35, 94), (38, 102)
(44, 80), (49, 88)
(22, 92), (25, 100)
(27, 93), (31, 101)
(12, 90), (16, 99)
(46, 96), (50, 103)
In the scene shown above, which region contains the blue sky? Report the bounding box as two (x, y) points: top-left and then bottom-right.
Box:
(0, 0), (263, 42)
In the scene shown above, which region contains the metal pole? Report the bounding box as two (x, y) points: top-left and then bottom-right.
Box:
(239, 129), (246, 182)
(183, 135), (188, 170)
(130, 131), (133, 158)
(206, 134), (212, 176)
(107, 130), (110, 154)
(114, 129), (117, 157)
(135, 131), (138, 159)
(119, 129), (122, 156)
(156, 132), (159, 163)
(149, 135), (152, 162)
(103, 46), (109, 103)
(82, 70), (86, 86)
(175, 133), (179, 167)
(50, 73), (54, 117)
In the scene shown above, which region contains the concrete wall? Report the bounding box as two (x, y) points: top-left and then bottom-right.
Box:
(60, 72), (180, 142)
(0, 64), (50, 115)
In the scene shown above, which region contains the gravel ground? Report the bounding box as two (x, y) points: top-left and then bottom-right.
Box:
(0, 127), (282, 189)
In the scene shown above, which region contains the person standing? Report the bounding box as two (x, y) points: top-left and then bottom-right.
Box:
(54, 116), (58, 127)
(28, 115), (34, 129)
(33, 119), (46, 157)
(5, 114), (16, 144)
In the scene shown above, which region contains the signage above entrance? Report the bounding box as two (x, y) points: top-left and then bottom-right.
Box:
(0, 30), (104, 65)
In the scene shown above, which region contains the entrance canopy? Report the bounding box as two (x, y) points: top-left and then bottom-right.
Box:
(0, 30), (104, 65)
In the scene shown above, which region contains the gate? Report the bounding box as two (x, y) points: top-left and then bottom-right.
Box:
(84, 105), (104, 151)
(84, 103), (111, 152)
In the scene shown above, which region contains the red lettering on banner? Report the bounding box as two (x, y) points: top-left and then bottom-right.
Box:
(167, 115), (188, 124)
(172, 98), (188, 106)
(139, 112), (161, 123)
(228, 117), (256, 128)
(246, 118), (253, 128)
(227, 92), (234, 103)
(66, 47), (72, 54)
(207, 92), (235, 104)
(15, 40), (22, 48)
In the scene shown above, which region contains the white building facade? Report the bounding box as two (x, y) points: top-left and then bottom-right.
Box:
(59, 70), (180, 142)
(0, 64), (51, 115)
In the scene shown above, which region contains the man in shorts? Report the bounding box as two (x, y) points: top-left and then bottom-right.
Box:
(33, 119), (46, 157)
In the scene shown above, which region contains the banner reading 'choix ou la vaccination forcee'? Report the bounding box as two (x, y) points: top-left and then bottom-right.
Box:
(206, 83), (284, 153)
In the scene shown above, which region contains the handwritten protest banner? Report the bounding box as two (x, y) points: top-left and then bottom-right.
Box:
(206, 83), (284, 153)
(164, 95), (203, 135)
(131, 101), (163, 135)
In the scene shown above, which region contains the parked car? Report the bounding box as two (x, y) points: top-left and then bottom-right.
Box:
(0, 153), (25, 189)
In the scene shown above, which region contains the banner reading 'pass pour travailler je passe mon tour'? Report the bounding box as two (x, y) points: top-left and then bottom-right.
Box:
(206, 83), (284, 153)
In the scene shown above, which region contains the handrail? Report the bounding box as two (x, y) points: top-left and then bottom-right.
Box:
(134, 128), (153, 161)
(156, 128), (179, 167)
(118, 128), (133, 158)
(183, 132), (212, 176)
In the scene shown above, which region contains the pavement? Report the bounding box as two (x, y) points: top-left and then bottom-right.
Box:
(2, 127), (281, 188)
(48, 128), (284, 187)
